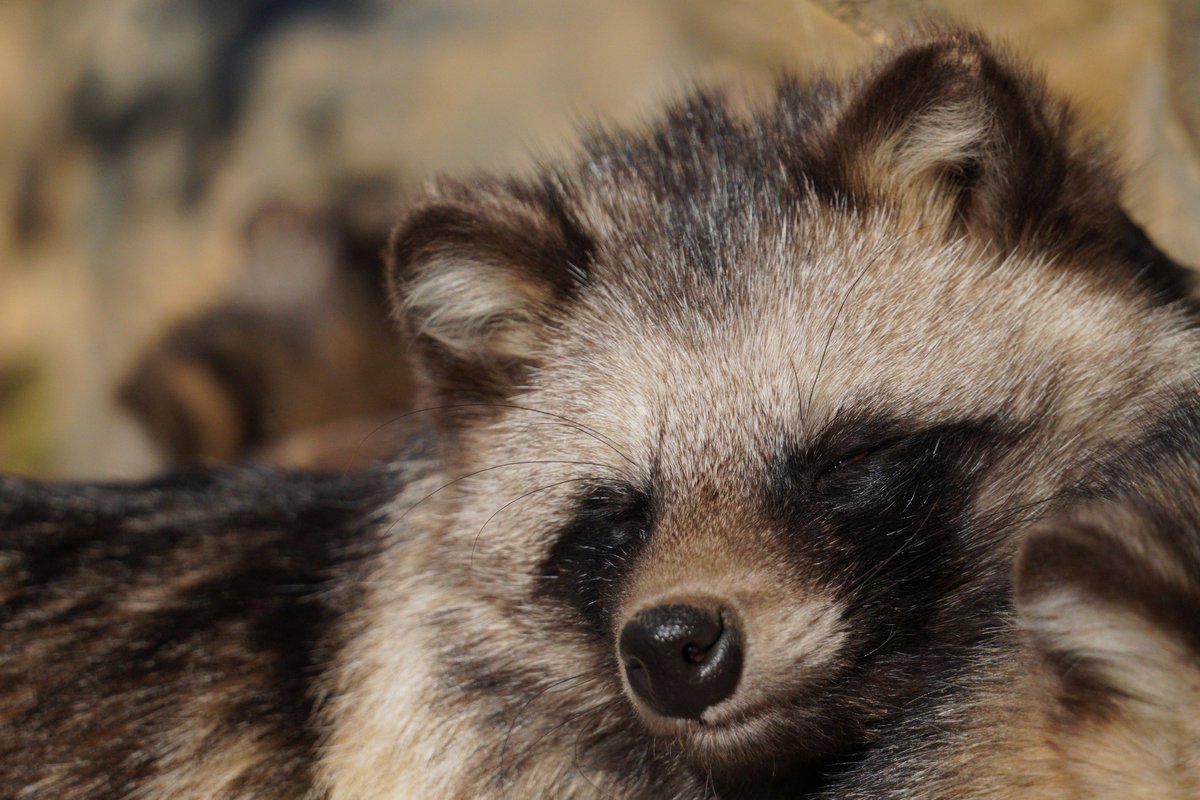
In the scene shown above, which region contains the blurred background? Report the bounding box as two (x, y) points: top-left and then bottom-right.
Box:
(1, 0), (1198, 478)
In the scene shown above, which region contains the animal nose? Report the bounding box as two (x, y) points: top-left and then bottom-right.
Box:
(618, 602), (743, 719)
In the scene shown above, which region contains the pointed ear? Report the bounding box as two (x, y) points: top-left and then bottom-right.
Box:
(386, 179), (593, 412)
(1015, 503), (1200, 718)
(811, 31), (1122, 248)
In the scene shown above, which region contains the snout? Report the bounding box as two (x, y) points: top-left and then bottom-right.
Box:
(618, 600), (743, 719)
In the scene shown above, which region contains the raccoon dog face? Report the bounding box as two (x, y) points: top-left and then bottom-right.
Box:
(340, 31), (1199, 793)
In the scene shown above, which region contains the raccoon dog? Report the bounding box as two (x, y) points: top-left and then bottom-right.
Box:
(2, 29), (1198, 799)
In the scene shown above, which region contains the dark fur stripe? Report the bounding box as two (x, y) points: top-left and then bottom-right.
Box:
(0, 467), (395, 797)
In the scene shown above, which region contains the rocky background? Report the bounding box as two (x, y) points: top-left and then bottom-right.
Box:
(1, 0), (1198, 477)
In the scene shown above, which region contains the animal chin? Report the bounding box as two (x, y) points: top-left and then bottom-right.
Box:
(624, 675), (865, 778)
(622, 692), (793, 768)
(685, 709), (786, 763)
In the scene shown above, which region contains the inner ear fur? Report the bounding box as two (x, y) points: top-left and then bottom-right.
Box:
(1015, 503), (1200, 717)
(386, 178), (593, 410)
(812, 30), (1121, 248)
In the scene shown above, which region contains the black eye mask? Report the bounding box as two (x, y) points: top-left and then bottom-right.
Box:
(768, 415), (1010, 587)
(537, 482), (656, 635)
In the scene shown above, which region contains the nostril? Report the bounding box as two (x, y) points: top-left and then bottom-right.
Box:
(682, 613), (724, 663)
(683, 642), (707, 663)
(618, 602), (743, 719)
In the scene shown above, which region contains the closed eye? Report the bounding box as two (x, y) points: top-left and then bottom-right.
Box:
(813, 436), (910, 493)
(825, 445), (885, 472)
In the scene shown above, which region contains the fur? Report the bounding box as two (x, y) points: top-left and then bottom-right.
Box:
(0, 461), (410, 797)
(326, 28), (1200, 798)
(1, 28), (1198, 798)
(119, 181), (413, 468)
(826, 390), (1200, 799)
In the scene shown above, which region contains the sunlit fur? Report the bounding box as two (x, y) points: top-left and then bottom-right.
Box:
(320, 29), (1200, 799)
(3, 29), (1199, 799)
(828, 396), (1200, 799)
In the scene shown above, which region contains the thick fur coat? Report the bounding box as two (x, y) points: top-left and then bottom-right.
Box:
(2, 29), (1198, 798)
(832, 392), (1200, 799)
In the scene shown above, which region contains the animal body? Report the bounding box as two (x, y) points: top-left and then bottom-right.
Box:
(2, 28), (1199, 798)
(119, 181), (415, 470)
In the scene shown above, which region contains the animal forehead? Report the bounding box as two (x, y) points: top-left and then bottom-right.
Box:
(531, 278), (1167, 509)
(562, 235), (1103, 428)
(581, 206), (1063, 324)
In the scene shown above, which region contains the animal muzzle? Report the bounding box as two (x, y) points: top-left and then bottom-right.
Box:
(618, 600), (743, 719)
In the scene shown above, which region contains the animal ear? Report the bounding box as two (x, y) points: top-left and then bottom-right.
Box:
(386, 179), (592, 411)
(1014, 502), (1200, 719)
(812, 31), (1121, 248)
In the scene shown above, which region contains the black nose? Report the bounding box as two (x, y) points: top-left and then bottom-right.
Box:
(618, 602), (743, 719)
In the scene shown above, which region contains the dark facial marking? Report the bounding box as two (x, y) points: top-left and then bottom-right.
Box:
(771, 416), (1004, 608)
(537, 482), (656, 636)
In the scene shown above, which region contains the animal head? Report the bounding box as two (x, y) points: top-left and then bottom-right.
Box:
(374, 29), (1197, 791)
(119, 181), (413, 468)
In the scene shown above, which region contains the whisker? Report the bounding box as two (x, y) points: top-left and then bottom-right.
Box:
(495, 671), (594, 789)
(970, 488), (1078, 537)
(346, 402), (637, 470)
(490, 403), (636, 467)
(470, 477), (598, 571)
(850, 504), (939, 591)
(788, 356), (808, 442)
(383, 459), (619, 538)
(505, 695), (611, 797)
(806, 243), (889, 413)
(848, 487), (1078, 611)
(571, 698), (622, 799)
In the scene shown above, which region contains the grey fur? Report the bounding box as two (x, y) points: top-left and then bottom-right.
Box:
(3, 28), (1199, 799)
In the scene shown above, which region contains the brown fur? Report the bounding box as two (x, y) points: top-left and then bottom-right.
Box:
(324, 28), (1200, 797)
(830, 395), (1200, 799)
(119, 181), (415, 469)
(1, 28), (1198, 798)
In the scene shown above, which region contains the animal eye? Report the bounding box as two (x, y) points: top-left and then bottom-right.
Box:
(826, 448), (875, 472)
(811, 436), (910, 496)
(539, 482), (656, 635)
(789, 420), (993, 521)
(820, 439), (899, 475)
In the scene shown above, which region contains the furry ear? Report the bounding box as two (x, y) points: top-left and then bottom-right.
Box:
(387, 179), (593, 411)
(811, 31), (1118, 246)
(1015, 502), (1200, 795)
(810, 30), (1195, 302)
(1015, 502), (1200, 718)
